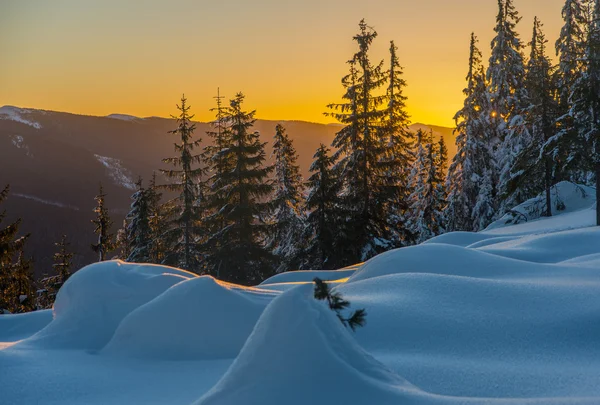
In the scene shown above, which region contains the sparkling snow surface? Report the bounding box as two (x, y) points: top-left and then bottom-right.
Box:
(1, 183), (600, 404)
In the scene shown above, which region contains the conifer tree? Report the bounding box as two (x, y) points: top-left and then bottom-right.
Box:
(551, 0), (589, 182)
(508, 18), (560, 217)
(380, 40), (414, 244)
(54, 234), (73, 285)
(0, 185), (24, 313)
(408, 131), (445, 243)
(125, 178), (153, 263)
(488, 0), (528, 215)
(91, 183), (114, 262)
(147, 172), (164, 264)
(267, 124), (305, 272)
(326, 19), (393, 263)
(570, 0), (600, 224)
(160, 95), (205, 271)
(6, 243), (36, 313)
(203, 93), (274, 284)
(303, 144), (343, 270)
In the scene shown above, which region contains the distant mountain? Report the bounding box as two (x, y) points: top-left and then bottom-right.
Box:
(0, 106), (456, 275)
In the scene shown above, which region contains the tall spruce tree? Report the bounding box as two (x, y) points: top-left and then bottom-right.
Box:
(552, 0), (589, 182)
(91, 183), (114, 262)
(53, 234), (73, 285)
(326, 19), (392, 264)
(147, 172), (164, 264)
(488, 0), (528, 215)
(203, 93), (274, 284)
(6, 243), (36, 313)
(303, 144), (343, 270)
(508, 18), (560, 217)
(570, 0), (600, 224)
(380, 40), (414, 244)
(267, 124), (305, 273)
(160, 95), (205, 271)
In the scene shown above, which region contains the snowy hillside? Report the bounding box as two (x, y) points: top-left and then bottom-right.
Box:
(1, 183), (600, 404)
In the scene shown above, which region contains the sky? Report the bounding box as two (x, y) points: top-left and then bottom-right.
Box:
(1, 0), (567, 128)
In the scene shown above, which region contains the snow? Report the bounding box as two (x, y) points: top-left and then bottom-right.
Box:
(13, 193), (80, 210)
(94, 154), (137, 190)
(106, 113), (143, 122)
(2, 185), (600, 404)
(0, 105), (42, 129)
(18, 261), (195, 351)
(194, 284), (425, 405)
(103, 276), (274, 360)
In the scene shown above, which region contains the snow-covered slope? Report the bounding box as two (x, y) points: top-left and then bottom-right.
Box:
(0, 105), (42, 129)
(1, 186), (600, 404)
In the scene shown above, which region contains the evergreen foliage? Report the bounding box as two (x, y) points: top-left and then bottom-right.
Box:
(303, 144), (343, 269)
(91, 183), (115, 262)
(203, 93), (274, 284)
(160, 95), (205, 271)
(313, 277), (366, 331)
(267, 124), (305, 273)
(326, 19), (397, 263)
(125, 178), (153, 263)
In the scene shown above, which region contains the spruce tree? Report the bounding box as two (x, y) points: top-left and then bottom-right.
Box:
(267, 124), (305, 273)
(326, 19), (392, 263)
(570, 0), (600, 225)
(160, 95), (205, 271)
(6, 242), (36, 313)
(552, 0), (589, 182)
(303, 144), (343, 270)
(488, 0), (528, 215)
(509, 18), (560, 217)
(91, 183), (115, 262)
(39, 235), (74, 309)
(380, 40), (414, 244)
(147, 172), (164, 264)
(125, 178), (153, 263)
(203, 93), (274, 284)
(0, 185), (24, 313)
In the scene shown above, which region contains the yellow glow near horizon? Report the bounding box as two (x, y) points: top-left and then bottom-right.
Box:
(0, 0), (566, 128)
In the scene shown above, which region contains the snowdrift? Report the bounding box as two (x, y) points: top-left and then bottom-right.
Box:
(103, 276), (274, 360)
(193, 284), (425, 405)
(260, 268), (356, 285)
(487, 181), (595, 230)
(20, 261), (195, 351)
(0, 310), (52, 342)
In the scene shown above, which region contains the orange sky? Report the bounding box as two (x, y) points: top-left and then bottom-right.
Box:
(0, 0), (566, 128)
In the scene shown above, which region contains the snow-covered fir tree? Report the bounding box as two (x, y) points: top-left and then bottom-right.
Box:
(327, 19), (393, 264)
(91, 183), (114, 262)
(303, 144), (343, 270)
(160, 95), (205, 272)
(6, 244), (36, 313)
(146, 172), (164, 264)
(380, 40), (414, 245)
(408, 130), (446, 243)
(508, 18), (559, 217)
(125, 178), (153, 263)
(570, 0), (600, 224)
(267, 124), (305, 273)
(38, 234), (74, 309)
(488, 0), (528, 216)
(203, 93), (274, 284)
(551, 0), (589, 182)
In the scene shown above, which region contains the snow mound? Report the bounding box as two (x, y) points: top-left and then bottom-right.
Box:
(194, 284), (423, 405)
(260, 268), (356, 285)
(0, 105), (42, 129)
(487, 181), (595, 230)
(348, 243), (535, 283)
(0, 310), (53, 343)
(20, 261), (194, 351)
(477, 227), (600, 263)
(103, 276), (273, 360)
